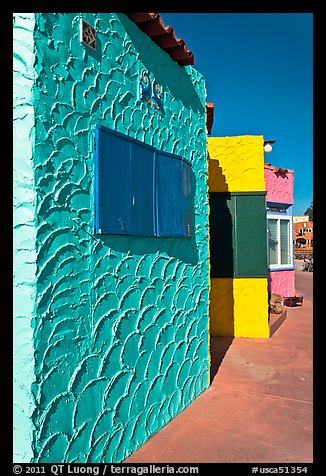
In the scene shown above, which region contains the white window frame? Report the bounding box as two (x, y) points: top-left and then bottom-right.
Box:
(267, 213), (294, 270)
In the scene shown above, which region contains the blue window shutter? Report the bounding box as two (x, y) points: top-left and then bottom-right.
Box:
(94, 125), (156, 236)
(94, 125), (192, 238)
(94, 125), (131, 234)
(129, 140), (156, 236)
(155, 151), (192, 237)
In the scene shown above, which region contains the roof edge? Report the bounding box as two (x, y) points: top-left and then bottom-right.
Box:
(125, 13), (195, 66)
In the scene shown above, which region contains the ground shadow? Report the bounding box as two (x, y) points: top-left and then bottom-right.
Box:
(267, 273), (288, 336)
(269, 310), (287, 337)
(208, 155), (235, 382)
(210, 335), (234, 382)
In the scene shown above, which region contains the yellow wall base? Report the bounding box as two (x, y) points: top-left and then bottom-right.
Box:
(210, 277), (270, 338)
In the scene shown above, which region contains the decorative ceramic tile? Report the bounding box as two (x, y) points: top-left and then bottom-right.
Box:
(139, 69), (151, 105)
(139, 70), (163, 110)
(152, 78), (163, 110)
(80, 18), (96, 51)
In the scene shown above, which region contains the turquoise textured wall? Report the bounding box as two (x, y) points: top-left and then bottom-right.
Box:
(13, 13), (38, 462)
(15, 12), (209, 463)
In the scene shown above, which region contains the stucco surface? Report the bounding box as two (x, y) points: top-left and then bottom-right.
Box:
(208, 135), (268, 339)
(14, 12), (209, 463)
(210, 278), (269, 338)
(13, 13), (38, 463)
(264, 164), (294, 204)
(269, 270), (296, 298)
(208, 136), (266, 193)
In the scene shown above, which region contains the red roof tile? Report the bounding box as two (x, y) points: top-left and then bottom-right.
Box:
(125, 13), (195, 66)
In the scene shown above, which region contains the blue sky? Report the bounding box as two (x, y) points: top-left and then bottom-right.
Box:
(160, 13), (313, 216)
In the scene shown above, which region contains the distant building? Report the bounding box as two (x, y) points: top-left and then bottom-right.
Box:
(293, 215), (307, 223)
(294, 218), (313, 252)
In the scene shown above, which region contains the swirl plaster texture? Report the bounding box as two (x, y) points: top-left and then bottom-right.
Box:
(16, 13), (209, 463)
(208, 135), (266, 193)
(13, 13), (38, 462)
(264, 164), (295, 298)
(269, 270), (296, 298)
(207, 136), (269, 338)
(264, 164), (294, 205)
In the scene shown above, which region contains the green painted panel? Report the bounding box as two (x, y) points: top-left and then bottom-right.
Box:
(209, 193), (268, 278)
(235, 195), (268, 277)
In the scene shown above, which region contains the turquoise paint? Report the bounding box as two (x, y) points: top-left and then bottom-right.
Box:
(13, 13), (37, 462)
(14, 12), (209, 463)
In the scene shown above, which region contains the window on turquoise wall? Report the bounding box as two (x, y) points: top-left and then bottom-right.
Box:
(267, 215), (293, 268)
(94, 124), (192, 237)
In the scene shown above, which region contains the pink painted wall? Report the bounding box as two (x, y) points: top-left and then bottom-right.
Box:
(264, 164), (294, 204)
(265, 164), (295, 297)
(269, 270), (296, 297)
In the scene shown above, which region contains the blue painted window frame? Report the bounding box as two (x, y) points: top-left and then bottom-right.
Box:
(266, 204), (294, 271)
(94, 124), (192, 238)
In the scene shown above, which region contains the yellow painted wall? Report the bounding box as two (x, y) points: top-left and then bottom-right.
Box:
(208, 135), (269, 338)
(208, 135), (266, 193)
(210, 278), (270, 338)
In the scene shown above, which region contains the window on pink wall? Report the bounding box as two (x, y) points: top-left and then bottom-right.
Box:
(267, 215), (293, 269)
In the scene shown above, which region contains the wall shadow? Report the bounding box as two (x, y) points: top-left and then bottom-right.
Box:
(117, 13), (205, 114)
(84, 35), (102, 63)
(209, 192), (234, 278)
(208, 155), (235, 382)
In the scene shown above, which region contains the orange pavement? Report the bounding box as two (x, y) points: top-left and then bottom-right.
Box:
(125, 264), (313, 463)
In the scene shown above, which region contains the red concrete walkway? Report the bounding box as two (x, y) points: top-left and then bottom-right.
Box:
(125, 264), (313, 463)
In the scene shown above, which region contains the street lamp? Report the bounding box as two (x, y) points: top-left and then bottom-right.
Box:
(264, 140), (276, 153)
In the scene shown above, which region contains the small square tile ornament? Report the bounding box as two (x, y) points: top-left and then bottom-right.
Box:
(80, 18), (96, 51)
